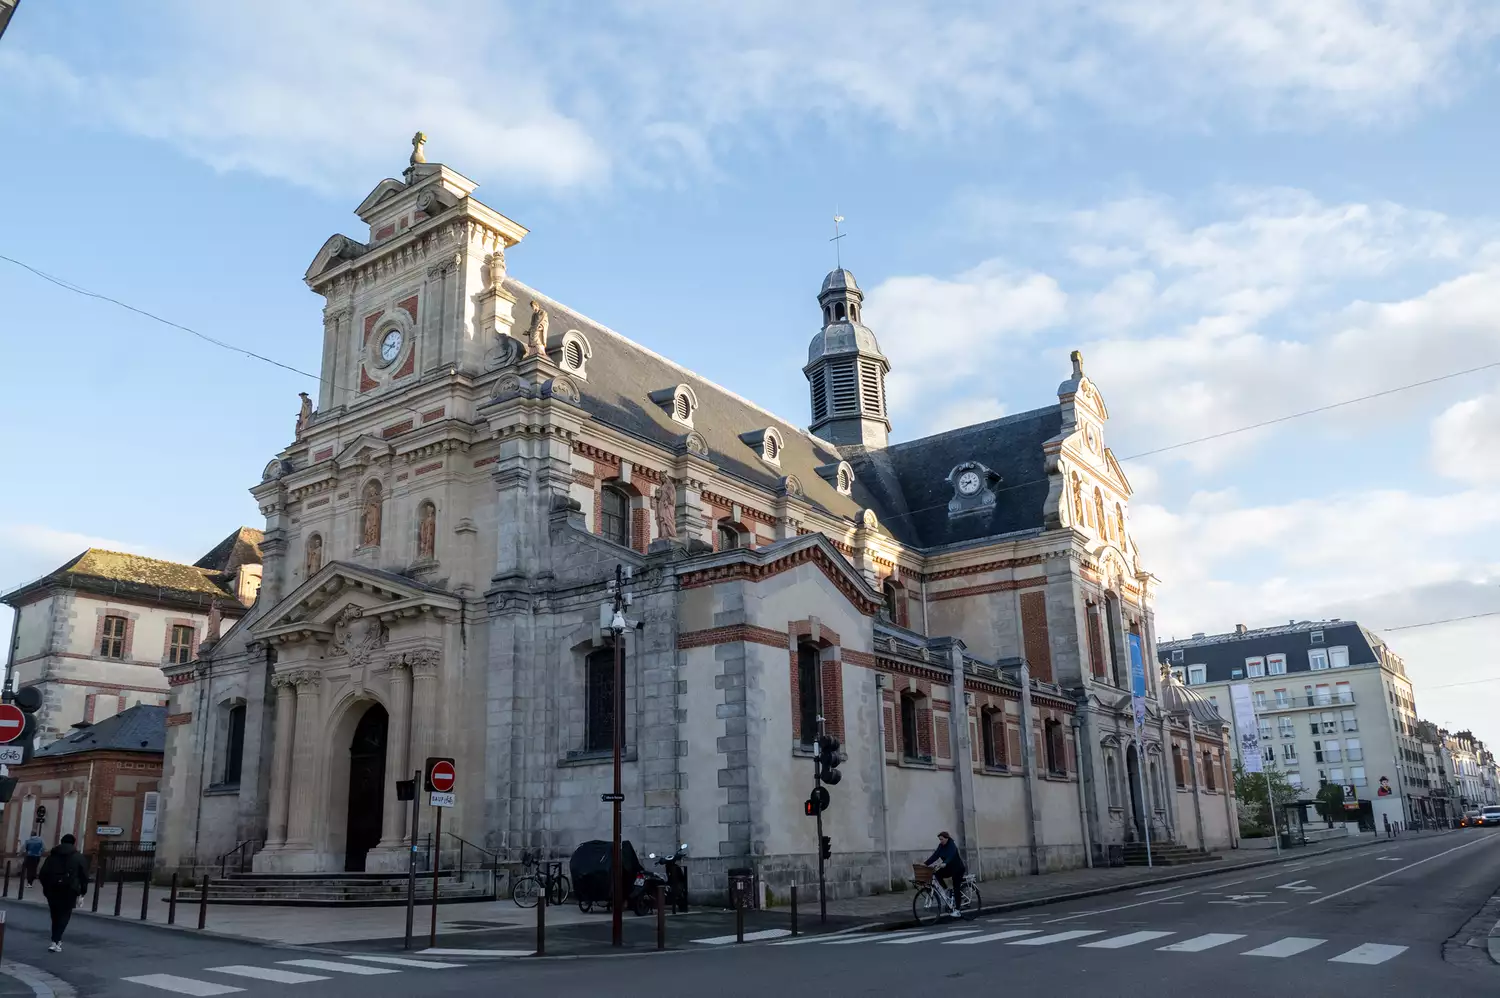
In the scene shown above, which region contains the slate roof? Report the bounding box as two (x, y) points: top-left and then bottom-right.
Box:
(2, 548), (242, 610)
(195, 527), (264, 574)
(34, 704), (166, 759)
(512, 279), (865, 522)
(1157, 620), (1383, 684)
(846, 406), (1062, 548)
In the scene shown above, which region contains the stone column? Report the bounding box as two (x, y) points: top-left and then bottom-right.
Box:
(1015, 659), (1042, 875)
(264, 674), (298, 850)
(283, 671), (322, 850)
(1185, 715), (1206, 851)
(408, 651), (441, 858)
(946, 643), (980, 877)
(379, 658), (414, 849)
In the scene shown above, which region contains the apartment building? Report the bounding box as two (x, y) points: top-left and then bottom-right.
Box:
(1159, 619), (1421, 830)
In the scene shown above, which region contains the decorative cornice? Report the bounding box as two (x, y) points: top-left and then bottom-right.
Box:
(928, 576), (1048, 602)
(678, 545), (884, 617)
(677, 624), (788, 651)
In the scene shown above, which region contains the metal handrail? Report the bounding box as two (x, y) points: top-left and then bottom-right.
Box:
(443, 831), (499, 899)
(215, 838), (258, 878)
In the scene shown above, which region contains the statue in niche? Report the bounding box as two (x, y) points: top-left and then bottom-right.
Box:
(360, 481), (383, 547)
(526, 299), (549, 358)
(653, 477), (678, 540)
(1071, 472), (1085, 524)
(305, 534), (323, 576)
(295, 392), (313, 437)
(417, 502), (437, 560)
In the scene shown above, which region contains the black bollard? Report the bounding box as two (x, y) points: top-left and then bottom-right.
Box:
(168, 873), (178, 926)
(790, 883), (798, 937)
(3, 859), (10, 898)
(736, 898), (744, 944)
(140, 874), (151, 920)
(656, 883), (665, 950)
(114, 872), (124, 916)
(198, 874), (210, 930)
(535, 880), (545, 956)
(14, 864), (22, 901)
(91, 855), (103, 912)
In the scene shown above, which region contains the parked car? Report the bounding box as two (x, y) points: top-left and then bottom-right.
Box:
(1478, 806), (1500, 827)
(1460, 810), (1481, 827)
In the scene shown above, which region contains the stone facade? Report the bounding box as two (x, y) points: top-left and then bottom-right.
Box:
(156, 146), (1234, 896)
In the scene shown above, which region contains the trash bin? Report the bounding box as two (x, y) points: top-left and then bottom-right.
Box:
(727, 867), (756, 909)
(1279, 831), (1293, 850)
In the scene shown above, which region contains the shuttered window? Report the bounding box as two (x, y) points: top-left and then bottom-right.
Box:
(859, 359), (883, 415)
(828, 358), (859, 414)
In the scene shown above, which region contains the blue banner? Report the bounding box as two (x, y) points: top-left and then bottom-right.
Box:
(1128, 632), (1147, 732)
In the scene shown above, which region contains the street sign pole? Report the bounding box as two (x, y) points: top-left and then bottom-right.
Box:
(430, 803), (442, 949)
(814, 678), (827, 923)
(404, 769), (419, 950)
(610, 564), (626, 949)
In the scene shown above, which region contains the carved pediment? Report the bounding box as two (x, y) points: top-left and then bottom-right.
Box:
(334, 435), (394, 472)
(254, 561), (462, 642)
(354, 178), (409, 220)
(304, 233), (368, 282)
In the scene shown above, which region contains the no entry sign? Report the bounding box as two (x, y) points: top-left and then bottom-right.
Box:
(0, 704), (25, 745)
(426, 757), (456, 794)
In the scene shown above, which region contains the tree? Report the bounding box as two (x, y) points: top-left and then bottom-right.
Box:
(1315, 782), (1346, 827)
(1233, 759), (1299, 834)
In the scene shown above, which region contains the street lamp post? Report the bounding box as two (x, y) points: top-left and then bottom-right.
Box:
(609, 564), (628, 948)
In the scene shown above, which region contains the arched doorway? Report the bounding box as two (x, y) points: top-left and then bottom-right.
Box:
(345, 704), (388, 872)
(1125, 743), (1146, 842)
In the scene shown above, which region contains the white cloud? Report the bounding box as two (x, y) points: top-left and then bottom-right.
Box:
(5, 1), (1496, 195)
(1431, 383), (1500, 483)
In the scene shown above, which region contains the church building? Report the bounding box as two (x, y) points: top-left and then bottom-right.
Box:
(156, 136), (1234, 898)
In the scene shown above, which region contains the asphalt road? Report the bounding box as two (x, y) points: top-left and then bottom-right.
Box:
(4, 829), (1498, 996)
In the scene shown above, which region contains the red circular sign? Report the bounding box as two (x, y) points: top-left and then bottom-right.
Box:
(0, 704), (25, 744)
(430, 760), (456, 793)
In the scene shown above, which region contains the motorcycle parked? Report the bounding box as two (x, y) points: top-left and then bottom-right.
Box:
(645, 843), (689, 914)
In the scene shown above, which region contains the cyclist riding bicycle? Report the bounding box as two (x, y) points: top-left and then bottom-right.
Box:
(924, 831), (967, 913)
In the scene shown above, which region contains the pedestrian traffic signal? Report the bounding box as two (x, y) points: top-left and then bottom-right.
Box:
(804, 786), (830, 816)
(820, 835), (832, 860)
(805, 797), (816, 816)
(817, 734), (843, 785)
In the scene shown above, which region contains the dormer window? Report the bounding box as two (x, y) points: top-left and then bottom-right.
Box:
(741, 427), (784, 466)
(837, 463), (853, 495)
(559, 330), (591, 379)
(649, 384), (699, 427)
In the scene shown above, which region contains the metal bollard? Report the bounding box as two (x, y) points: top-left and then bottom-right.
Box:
(736, 897), (744, 944)
(3, 860), (9, 898)
(656, 883), (665, 950)
(168, 874), (178, 926)
(91, 856), (102, 912)
(198, 874), (210, 930)
(114, 872), (124, 916)
(140, 874), (151, 920)
(535, 880), (545, 956)
(14, 864), (22, 901)
(790, 883), (798, 937)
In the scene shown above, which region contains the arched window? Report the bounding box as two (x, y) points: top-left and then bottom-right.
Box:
(881, 578), (905, 626)
(981, 708), (1005, 769)
(673, 393), (691, 420)
(797, 644), (819, 748)
(1203, 750), (1217, 791)
(586, 647), (619, 753)
(1044, 719), (1066, 775)
(763, 430), (781, 463)
(836, 463), (853, 495)
(717, 522), (741, 551)
(1172, 744), (1186, 788)
(215, 701), (246, 788)
(360, 480), (383, 548)
(600, 483), (630, 547)
(900, 692), (928, 762)
(835, 302), (846, 321)
(305, 533), (324, 576)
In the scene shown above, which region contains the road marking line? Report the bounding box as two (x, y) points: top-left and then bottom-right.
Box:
(1082, 930), (1175, 949)
(1158, 933), (1245, 952)
(418, 949), (533, 956)
(943, 930), (1041, 945)
(1243, 937), (1326, 958)
(691, 929), (791, 945)
(1136, 887), (1176, 895)
(1329, 943), (1408, 965)
(879, 929), (981, 944)
(276, 960), (399, 975)
(1310, 836), (1490, 905)
(1007, 930), (1105, 946)
(205, 967), (329, 984)
(341, 956), (468, 968)
(120, 976), (244, 996)
(1044, 890), (1198, 923)
(816, 930), (923, 945)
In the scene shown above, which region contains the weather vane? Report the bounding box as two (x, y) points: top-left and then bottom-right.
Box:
(830, 213), (846, 268)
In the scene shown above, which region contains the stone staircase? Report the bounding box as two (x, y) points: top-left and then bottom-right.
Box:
(1121, 842), (1221, 867)
(185, 871), (494, 907)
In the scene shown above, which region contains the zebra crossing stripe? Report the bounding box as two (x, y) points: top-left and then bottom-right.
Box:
(205, 967), (329, 984)
(812, 931), (923, 946)
(1157, 933), (1246, 952)
(1007, 930), (1105, 946)
(1328, 943), (1408, 965)
(944, 929), (1042, 945)
(342, 955), (469, 968)
(120, 976), (243, 996)
(1243, 937), (1326, 958)
(1081, 930), (1175, 949)
(879, 928), (982, 944)
(276, 960), (399, 975)
(692, 929), (793, 945)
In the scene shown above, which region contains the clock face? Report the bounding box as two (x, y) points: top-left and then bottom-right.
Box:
(957, 470), (982, 496)
(379, 329), (404, 364)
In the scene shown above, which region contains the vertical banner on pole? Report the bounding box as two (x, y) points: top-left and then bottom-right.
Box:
(1127, 632), (1153, 868)
(1230, 682), (1279, 853)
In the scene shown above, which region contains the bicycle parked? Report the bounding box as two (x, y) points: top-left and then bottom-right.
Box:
(511, 851), (571, 907)
(911, 863), (980, 925)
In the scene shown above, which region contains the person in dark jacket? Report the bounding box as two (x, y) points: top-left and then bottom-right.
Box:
(37, 834), (90, 952)
(924, 831), (967, 914)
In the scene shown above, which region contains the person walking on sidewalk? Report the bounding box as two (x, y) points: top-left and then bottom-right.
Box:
(21, 831), (45, 885)
(38, 834), (90, 952)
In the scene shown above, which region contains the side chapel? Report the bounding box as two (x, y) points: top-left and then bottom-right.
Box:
(157, 136), (1234, 895)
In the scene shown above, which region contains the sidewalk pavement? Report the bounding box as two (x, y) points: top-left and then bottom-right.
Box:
(819, 827), (1443, 926)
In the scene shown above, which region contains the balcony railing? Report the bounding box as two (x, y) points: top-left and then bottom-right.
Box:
(1257, 693), (1355, 712)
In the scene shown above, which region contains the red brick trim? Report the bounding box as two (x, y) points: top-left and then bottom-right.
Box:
(414, 461), (443, 476)
(166, 711), (192, 727)
(359, 367), (379, 393)
(473, 456), (498, 468)
(166, 672), (196, 687)
(161, 617), (198, 666)
(572, 470), (597, 487)
(1020, 590), (1054, 683)
(924, 555), (1048, 582)
(314, 447), (334, 462)
(677, 624), (788, 650)
(363, 310), (384, 345)
(306, 497), (331, 510)
(93, 609), (136, 661)
(929, 576), (1047, 602)
(394, 351), (415, 379)
(421, 406), (446, 423)
(841, 649), (876, 668)
(397, 295), (419, 323)
(395, 473), (410, 482)
(382, 419), (414, 439)
(680, 548), (883, 617)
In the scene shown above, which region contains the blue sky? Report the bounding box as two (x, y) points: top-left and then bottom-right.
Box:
(2, 1), (1499, 741)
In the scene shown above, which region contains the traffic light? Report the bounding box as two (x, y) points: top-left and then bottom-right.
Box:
(817, 734), (843, 785)
(804, 797), (816, 816)
(804, 786), (830, 816)
(820, 835), (832, 860)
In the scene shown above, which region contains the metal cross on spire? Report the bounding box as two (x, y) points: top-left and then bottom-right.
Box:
(830, 213), (847, 268)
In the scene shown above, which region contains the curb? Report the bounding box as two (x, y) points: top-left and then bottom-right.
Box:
(861, 829), (1446, 932)
(0, 960), (77, 998)
(1489, 912), (1500, 966)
